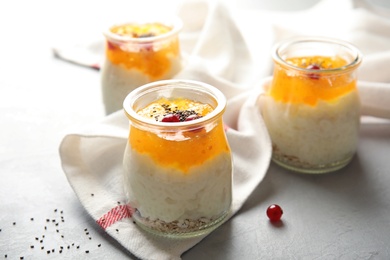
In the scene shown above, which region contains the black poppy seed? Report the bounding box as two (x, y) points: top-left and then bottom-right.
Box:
(60, 246), (63, 249)
(52, 219), (55, 222)
(56, 229), (59, 233)
(44, 226), (47, 230)
(54, 209), (57, 212)
(89, 237), (92, 240)
(85, 250), (89, 254)
(20, 257), (24, 259)
(61, 216), (64, 219)
(30, 218), (34, 221)
(84, 228), (88, 231)
(116, 229), (119, 232)
(67, 245), (70, 249)
(117, 201), (121, 205)
(30, 245), (34, 249)
(77, 246), (80, 249)
(35, 237), (39, 241)
(72, 243), (74, 246)
(42, 235), (45, 238)
(62, 220), (65, 222)
(133, 221), (136, 224)
(59, 250), (62, 254)
(86, 232), (89, 235)
(98, 244), (101, 247)
(13, 222), (16, 225)
(46, 219), (50, 222)
(40, 240), (43, 243)
(55, 223), (59, 226)
(5, 255), (7, 258)
(61, 235), (64, 238)
(41, 246), (44, 250)
(52, 249), (55, 253)
(47, 250), (50, 254)
(91, 193), (94, 197)
(60, 210), (63, 214)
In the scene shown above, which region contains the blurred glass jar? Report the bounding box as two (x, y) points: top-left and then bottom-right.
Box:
(260, 37), (362, 174)
(123, 79), (233, 237)
(101, 16), (183, 114)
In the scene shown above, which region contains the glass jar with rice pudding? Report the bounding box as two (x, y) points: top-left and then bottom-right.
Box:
(101, 16), (182, 114)
(260, 37), (362, 174)
(123, 79), (233, 237)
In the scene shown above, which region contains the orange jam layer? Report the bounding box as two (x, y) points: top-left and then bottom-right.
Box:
(270, 56), (357, 106)
(129, 98), (229, 173)
(106, 23), (180, 79)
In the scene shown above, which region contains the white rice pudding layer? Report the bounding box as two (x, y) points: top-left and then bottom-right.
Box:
(261, 90), (360, 167)
(123, 146), (232, 223)
(101, 57), (182, 114)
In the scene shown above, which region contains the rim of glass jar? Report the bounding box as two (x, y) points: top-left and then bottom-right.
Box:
(272, 37), (363, 75)
(123, 79), (227, 131)
(103, 15), (182, 45)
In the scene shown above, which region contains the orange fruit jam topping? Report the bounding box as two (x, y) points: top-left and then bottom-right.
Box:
(130, 98), (229, 173)
(269, 56), (357, 106)
(106, 23), (180, 79)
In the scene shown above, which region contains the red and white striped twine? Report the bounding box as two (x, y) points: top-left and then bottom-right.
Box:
(96, 204), (134, 230)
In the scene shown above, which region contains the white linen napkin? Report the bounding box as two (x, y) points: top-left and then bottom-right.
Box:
(59, 1), (272, 259)
(59, 0), (390, 259)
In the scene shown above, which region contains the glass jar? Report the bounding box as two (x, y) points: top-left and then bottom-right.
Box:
(123, 79), (233, 237)
(101, 16), (183, 114)
(260, 37), (362, 174)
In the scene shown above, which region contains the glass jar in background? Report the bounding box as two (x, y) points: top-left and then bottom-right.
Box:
(122, 80), (233, 238)
(101, 16), (183, 115)
(260, 37), (362, 174)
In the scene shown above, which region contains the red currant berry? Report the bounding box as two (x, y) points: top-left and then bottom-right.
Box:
(185, 114), (200, 121)
(306, 64), (321, 80)
(306, 64), (321, 70)
(266, 204), (283, 222)
(161, 114), (180, 122)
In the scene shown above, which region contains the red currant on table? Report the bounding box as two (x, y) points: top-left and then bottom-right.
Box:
(266, 204), (283, 222)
